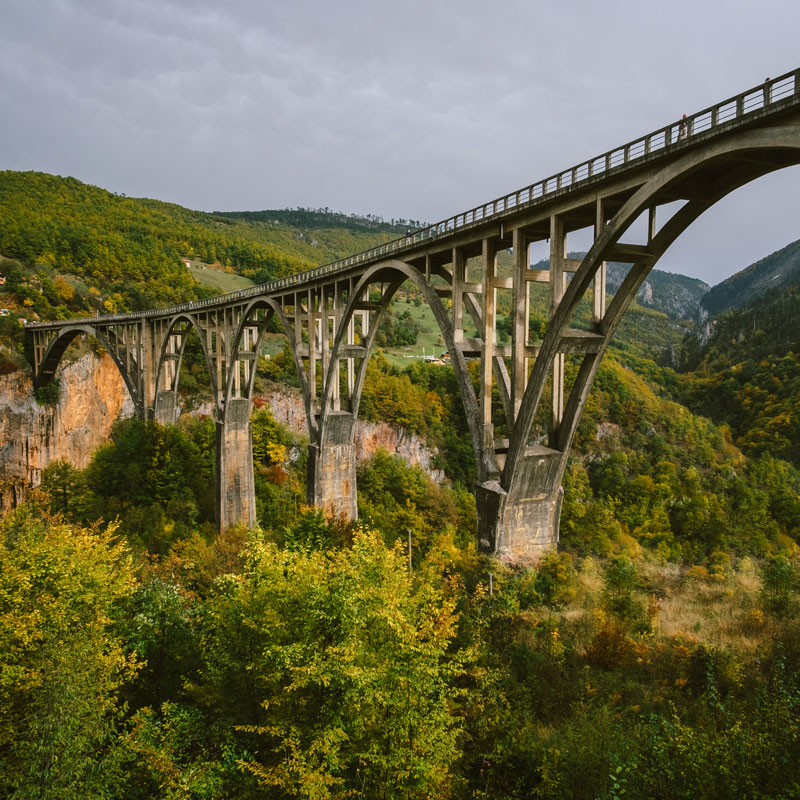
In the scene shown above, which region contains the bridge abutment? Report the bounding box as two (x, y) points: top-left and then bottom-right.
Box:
(308, 411), (358, 520)
(216, 397), (257, 530)
(477, 447), (564, 562)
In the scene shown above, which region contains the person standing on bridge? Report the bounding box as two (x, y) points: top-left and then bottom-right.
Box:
(679, 114), (689, 140)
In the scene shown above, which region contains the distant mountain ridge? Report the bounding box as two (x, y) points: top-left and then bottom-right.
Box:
(534, 237), (800, 326)
(700, 237), (800, 319)
(531, 253), (709, 322)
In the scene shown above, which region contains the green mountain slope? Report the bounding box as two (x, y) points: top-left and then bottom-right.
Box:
(680, 279), (800, 465)
(0, 171), (406, 318)
(700, 237), (800, 318)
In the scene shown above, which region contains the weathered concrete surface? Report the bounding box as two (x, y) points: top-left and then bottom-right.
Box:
(0, 354), (134, 510)
(154, 390), (178, 426)
(308, 411), (358, 519)
(477, 446), (564, 563)
(308, 442), (358, 519)
(217, 397), (256, 529)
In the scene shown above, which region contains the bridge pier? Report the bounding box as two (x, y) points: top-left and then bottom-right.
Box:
(217, 397), (257, 530)
(153, 389), (178, 426)
(477, 447), (564, 562)
(308, 411), (358, 520)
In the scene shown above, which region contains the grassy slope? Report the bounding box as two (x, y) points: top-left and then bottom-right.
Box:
(187, 262), (255, 293)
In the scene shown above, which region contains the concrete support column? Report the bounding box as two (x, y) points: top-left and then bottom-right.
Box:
(549, 216), (567, 442)
(216, 396), (256, 530)
(593, 198), (608, 324)
(140, 320), (157, 420)
(154, 390), (178, 426)
(308, 411), (357, 520)
(479, 238), (499, 480)
(511, 228), (529, 420)
(477, 448), (564, 562)
(452, 247), (465, 344)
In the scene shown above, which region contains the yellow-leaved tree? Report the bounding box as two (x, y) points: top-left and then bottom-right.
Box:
(0, 508), (138, 798)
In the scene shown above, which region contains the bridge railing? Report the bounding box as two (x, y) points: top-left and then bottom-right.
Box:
(27, 69), (800, 329)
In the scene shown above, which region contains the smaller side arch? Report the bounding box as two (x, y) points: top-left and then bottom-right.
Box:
(224, 297), (305, 407)
(35, 324), (142, 414)
(152, 313), (219, 424)
(320, 259), (488, 479)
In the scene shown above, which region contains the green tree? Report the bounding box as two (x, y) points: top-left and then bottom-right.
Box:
(602, 557), (648, 632)
(0, 508), (137, 798)
(202, 531), (464, 799)
(760, 555), (798, 616)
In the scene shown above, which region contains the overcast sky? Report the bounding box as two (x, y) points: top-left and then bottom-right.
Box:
(2, 0), (800, 286)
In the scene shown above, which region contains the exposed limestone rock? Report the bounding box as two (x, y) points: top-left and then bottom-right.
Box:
(0, 354), (133, 510)
(354, 421), (445, 483)
(259, 386), (446, 482)
(0, 364), (446, 513)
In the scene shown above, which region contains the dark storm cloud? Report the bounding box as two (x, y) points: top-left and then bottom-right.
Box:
(2, 0), (800, 284)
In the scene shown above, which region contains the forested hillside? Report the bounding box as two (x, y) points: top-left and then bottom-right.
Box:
(700, 236), (800, 318)
(0, 171), (404, 317)
(5, 386), (800, 798)
(680, 278), (800, 466)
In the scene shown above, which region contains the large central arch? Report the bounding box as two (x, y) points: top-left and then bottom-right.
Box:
(488, 125), (800, 559)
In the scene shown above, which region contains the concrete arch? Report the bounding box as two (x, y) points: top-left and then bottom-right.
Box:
(153, 312), (218, 420)
(35, 324), (141, 411)
(224, 296), (307, 416)
(499, 125), (800, 551)
(319, 259), (489, 478)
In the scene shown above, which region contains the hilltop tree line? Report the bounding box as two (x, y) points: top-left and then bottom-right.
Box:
(214, 206), (427, 234)
(0, 172), (408, 318)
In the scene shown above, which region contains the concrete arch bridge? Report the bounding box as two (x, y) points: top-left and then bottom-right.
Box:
(26, 69), (800, 561)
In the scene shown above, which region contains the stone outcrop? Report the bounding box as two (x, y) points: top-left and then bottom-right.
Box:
(0, 353), (133, 510)
(0, 363), (445, 513)
(259, 386), (446, 482)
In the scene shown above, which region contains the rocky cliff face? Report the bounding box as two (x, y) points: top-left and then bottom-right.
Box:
(0, 353), (134, 510)
(260, 387), (446, 482)
(0, 362), (445, 512)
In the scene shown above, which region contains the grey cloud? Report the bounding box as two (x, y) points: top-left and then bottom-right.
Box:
(2, 0), (800, 284)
